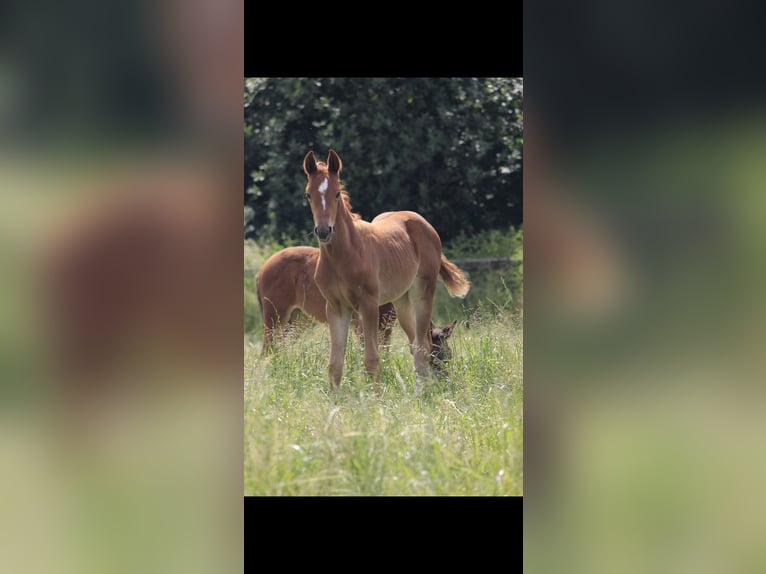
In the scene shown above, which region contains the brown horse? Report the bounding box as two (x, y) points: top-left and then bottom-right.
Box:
(256, 247), (457, 371)
(256, 246), (396, 354)
(428, 320), (456, 377)
(303, 149), (470, 391)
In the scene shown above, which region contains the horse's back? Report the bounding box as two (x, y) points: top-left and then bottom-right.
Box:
(369, 210), (443, 269)
(260, 246), (317, 286)
(372, 210), (440, 240)
(258, 246), (324, 319)
(371, 210), (431, 227)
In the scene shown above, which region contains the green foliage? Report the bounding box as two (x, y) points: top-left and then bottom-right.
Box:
(445, 226), (524, 260)
(432, 226), (524, 325)
(244, 314), (522, 495)
(245, 78), (522, 244)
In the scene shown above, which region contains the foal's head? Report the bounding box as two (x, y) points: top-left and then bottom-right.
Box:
(429, 320), (457, 375)
(303, 149), (343, 244)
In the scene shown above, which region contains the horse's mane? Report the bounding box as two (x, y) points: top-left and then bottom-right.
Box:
(316, 162), (361, 221)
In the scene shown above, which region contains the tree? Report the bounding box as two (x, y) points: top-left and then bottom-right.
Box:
(244, 77), (522, 244)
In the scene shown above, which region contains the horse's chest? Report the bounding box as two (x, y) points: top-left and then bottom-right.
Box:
(315, 262), (365, 304)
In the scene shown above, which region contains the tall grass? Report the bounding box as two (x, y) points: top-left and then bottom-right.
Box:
(244, 311), (522, 496)
(244, 226), (522, 496)
(435, 226), (523, 325)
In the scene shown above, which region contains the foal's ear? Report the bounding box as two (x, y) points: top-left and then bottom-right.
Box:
(303, 151), (318, 176)
(327, 149), (342, 174)
(441, 321), (457, 338)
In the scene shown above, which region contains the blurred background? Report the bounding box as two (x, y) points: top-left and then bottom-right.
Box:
(1, 0), (243, 572)
(3, 0), (766, 569)
(525, 1), (766, 572)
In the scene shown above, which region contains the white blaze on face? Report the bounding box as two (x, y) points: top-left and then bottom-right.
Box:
(318, 177), (328, 210)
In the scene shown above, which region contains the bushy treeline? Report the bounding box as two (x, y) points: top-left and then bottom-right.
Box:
(245, 77), (522, 244)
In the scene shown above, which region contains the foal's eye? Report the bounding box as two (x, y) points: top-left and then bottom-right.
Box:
(335, 191), (341, 199)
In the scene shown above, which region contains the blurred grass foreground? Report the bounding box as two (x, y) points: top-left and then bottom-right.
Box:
(0, 1), (244, 573)
(525, 105), (766, 573)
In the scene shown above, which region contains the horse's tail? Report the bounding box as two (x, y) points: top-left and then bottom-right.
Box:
(439, 254), (470, 298)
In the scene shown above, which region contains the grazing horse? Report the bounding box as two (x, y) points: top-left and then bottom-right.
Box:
(303, 149), (470, 391)
(256, 246), (457, 370)
(256, 246), (396, 354)
(428, 320), (456, 377)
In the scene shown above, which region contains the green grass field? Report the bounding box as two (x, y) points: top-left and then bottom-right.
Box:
(244, 309), (522, 496)
(244, 229), (522, 496)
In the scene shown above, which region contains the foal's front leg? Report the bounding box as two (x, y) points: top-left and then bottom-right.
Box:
(359, 297), (382, 392)
(326, 302), (352, 390)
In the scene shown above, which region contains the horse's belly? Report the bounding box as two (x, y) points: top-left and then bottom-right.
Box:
(378, 271), (417, 304)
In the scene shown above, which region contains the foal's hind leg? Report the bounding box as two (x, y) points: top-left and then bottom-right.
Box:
(359, 297), (382, 393)
(260, 298), (280, 355)
(260, 297), (291, 355)
(378, 303), (397, 347)
(393, 294), (415, 345)
(411, 277), (437, 382)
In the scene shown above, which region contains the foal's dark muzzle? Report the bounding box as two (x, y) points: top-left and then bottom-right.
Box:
(314, 225), (333, 242)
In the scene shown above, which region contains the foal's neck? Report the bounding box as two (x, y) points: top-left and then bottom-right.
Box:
(321, 201), (358, 258)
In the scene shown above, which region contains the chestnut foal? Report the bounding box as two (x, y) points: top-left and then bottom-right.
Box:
(303, 149), (469, 392)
